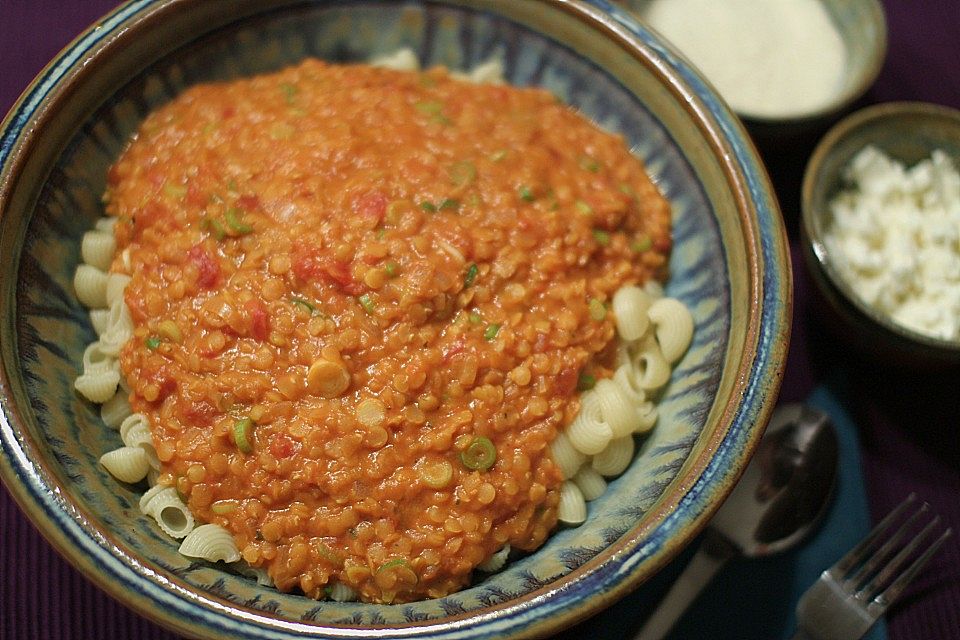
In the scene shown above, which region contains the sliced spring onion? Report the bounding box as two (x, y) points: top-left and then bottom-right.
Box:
(225, 207), (253, 235)
(460, 436), (496, 471)
(145, 336), (162, 350)
(419, 460), (454, 489)
(414, 101), (443, 116)
(384, 262), (399, 278)
(578, 155), (601, 172)
(588, 298), (607, 321)
(358, 293), (376, 314)
(414, 101), (450, 125)
(449, 160), (477, 187)
(200, 216), (226, 241)
(157, 319), (182, 343)
(518, 186), (535, 202)
(575, 200), (593, 215)
(376, 558), (419, 586)
(483, 323), (501, 341)
(632, 235), (653, 253)
(592, 229), (611, 246)
(439, 198), (460, 211)
(316, 542), (345, 568)
(280, 82), (298, 104)
(211, 500), (238, 515)
(577, 372), (597, 391)
(420, 201), (437, 213)
(163, 183), (187, 199)
(232, 417), (254, 454)
(464, 263), (479, 288)
(468, 310), (482, 324)
(290, 296), (316, 314)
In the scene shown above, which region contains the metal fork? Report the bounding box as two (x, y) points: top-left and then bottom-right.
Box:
(793, 493), (952, 640)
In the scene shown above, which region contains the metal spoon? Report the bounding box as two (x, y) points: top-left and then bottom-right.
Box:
(635, 403), (839, 640)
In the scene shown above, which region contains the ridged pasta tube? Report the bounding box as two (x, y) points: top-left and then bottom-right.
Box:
(89, 308), (111, 335)
(594, 378), (636, 438)
(648, 297), (694, 364)
(613, 363), (646, 405)
(549, 430), (588, 479)
(635, 404), (658, 434)
(573, 466), (607, 502)
(81, 341), (115, 374)
(476, 545), (511, 572)
(178, 524), (239, 562)
(98, 299), (133, 357)
(95, 216), (118, 233)
(567, 392), (612, 455)
(557, 480), (587, 525)
(100, 391), (132, 429)
(633, 336), (672, 391)
(119, 413), (150, 442)
(120, 415), (159, 470)
(81, 231), (116, 271)
(611, 285), (652, 341)
(105, 273), (131, 308)
(328, 582), (358, 602)
(140, 485), (195, 539)
(74, 264), (109, 309)
(100, 446), (150, 483)
(592, 436), (635, 477)
(370, 47), (419, 71)
(75, 369), (121, 403)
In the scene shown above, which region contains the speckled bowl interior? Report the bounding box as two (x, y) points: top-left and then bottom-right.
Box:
(801, 101), (960, 367)
(0, 1), (790, 638)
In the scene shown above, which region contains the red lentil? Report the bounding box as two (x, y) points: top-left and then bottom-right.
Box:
(109, 59), (670, 603)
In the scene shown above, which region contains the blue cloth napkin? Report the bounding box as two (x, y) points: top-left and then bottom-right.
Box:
(557, 384), (886, 639)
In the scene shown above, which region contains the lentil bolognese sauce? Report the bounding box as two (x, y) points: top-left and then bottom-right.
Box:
(105, 58), (671, 603)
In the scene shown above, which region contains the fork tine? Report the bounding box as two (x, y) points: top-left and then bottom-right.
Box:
(844, 502), (928, 591)
(872, 527), (953, 608)
(833, 493), (916, 575)
(858, 514), (940, 601)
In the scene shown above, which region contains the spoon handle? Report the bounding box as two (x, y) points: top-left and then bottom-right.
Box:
(633, 529), (737, 640)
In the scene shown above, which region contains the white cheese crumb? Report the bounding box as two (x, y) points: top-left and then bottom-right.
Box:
(824, 145), (960, 340)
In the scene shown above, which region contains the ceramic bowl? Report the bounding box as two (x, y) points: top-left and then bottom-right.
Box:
(620, 0), (887, 132)
(801, 101), (960, 367)
(0, 1), (791, 638)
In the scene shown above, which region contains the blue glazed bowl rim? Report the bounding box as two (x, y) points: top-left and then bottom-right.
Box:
(0, 1), (791, 638)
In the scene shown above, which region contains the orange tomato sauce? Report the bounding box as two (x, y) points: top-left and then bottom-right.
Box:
(108, 59), (671, 603)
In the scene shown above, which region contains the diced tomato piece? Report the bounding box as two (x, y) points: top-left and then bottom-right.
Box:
(186, 183), (208, 208)
(187, 244), (220, 289)
(238, 194), (261, 212)
(556, 367), (578, 396)
(221, 106), (235, 119)
(139, 200), (169, 227)
(246, 299), (270, 341)
(107, 163), (123, 187)
(353, 191), (388, 228)
(442, 337), (467, 361)
(269, 434), (297, 459)
(292, 245), (362, 295)
(179, 398), (217, 427)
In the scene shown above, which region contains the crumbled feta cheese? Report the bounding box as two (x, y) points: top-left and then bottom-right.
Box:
(823, 145), (960, 340)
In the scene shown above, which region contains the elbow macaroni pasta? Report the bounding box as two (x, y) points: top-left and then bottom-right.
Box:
(553, 281), (693, 521)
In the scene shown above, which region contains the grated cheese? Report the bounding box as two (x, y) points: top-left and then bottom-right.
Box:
(637, 0), (847, 119)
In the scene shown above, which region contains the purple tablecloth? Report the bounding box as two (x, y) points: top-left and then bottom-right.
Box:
(2, 2), (958, 639)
